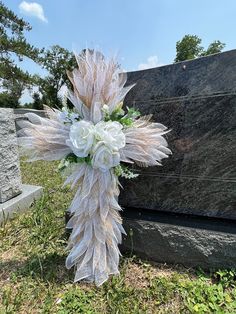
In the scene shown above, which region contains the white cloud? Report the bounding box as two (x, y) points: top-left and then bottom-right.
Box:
(138, 55), (161, 70)
(19, 1), (48, 23)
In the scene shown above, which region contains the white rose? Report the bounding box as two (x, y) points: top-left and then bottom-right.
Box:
(92, 144), (120, 172)
(68, 120), (95, 157)
(94, 121), (125, 151)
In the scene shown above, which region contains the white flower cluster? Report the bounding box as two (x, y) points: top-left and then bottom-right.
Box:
(67, 120), (126, 172)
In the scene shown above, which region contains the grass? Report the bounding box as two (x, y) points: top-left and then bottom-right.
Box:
(0, 160), (236, 313)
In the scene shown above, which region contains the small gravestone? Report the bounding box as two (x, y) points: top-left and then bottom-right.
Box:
(0, 108), (43, 223)
(0, 108), (22, 203)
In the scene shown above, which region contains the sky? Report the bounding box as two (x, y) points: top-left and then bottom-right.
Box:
(4, 0), (236, 103)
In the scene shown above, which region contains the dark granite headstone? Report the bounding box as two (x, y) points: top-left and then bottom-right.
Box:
(120, 50), (236, 220)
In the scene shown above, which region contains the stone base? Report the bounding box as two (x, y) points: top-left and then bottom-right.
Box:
(0, 184), (43, 224)
(120, 208), (236, 270)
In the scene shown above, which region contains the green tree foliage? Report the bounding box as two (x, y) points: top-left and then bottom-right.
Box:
(201, 40), (226, 57)
(37, 45), (77, 108)
(175, 35), (225, 62)
(0, 1), (41, 106)
(0, 92), (19, 108)
(32, 92), (43, 110)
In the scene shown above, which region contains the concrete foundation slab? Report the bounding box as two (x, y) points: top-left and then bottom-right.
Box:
(0, 184), (43, 224)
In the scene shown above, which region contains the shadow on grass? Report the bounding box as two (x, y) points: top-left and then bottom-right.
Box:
(1, 252), (75, 284)
(0, 259), (26, 282)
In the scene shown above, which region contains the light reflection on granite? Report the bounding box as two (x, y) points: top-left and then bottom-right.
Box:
(120, 50), (236, 220)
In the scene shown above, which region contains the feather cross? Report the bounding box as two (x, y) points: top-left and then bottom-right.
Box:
(18, 49), (171, 286)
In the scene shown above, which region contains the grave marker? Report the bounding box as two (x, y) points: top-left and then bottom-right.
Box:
(0, 108), (22, 203)
(0, 108), (43, 223)
(120, 50), (236, 269)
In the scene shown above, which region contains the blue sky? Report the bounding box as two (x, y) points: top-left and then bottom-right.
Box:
(5, 0), (236, 102)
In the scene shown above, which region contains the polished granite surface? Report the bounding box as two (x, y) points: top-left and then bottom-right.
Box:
(120, 50), (236, 220)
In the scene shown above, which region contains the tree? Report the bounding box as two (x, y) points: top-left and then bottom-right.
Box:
(37, 45), (77, 108)
(201, 40), (226, 56)
(0, 1), (41, 104)
(0, 92), (19, 108)
(32, 92), (43, 110)
(174, 35), (225, 62)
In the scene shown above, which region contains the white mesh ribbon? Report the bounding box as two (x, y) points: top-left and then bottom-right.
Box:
(65, 165), (124, 285)
(18, 49), (171, 286)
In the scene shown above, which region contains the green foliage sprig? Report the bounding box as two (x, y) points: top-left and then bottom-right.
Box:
(103, 104), (141, 128)
(58, 153), (92, 172)
(114, 164), (139, 179)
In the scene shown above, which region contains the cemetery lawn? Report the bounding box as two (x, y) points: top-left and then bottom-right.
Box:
(1, 160), (236, 314)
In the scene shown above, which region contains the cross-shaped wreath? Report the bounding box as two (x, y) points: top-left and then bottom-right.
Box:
(18, 49), (171, 286)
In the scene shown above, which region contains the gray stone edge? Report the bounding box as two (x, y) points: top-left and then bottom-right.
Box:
(121, 217), (236, 270)
(0, 184), (43, 224)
